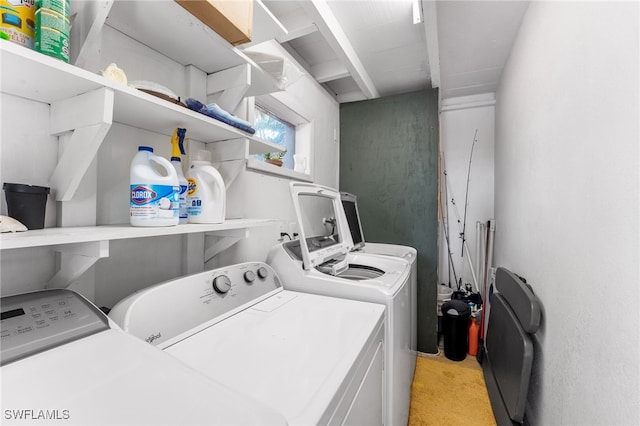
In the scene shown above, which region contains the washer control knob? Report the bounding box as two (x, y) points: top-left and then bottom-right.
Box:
(212, 275), (232, 294)
(243, 270), (256, 283)
(257, 267), (269, 279)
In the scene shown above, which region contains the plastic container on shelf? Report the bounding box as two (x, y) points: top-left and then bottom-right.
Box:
(170, 128), (188, 224)
(2, 183), (50, 230)
(1, 0), (36, 49)
(35, 0), (71, 62)
(172, 157), (188, 224)
(187, 150), (225, 224)
(130, 146), (179, 227)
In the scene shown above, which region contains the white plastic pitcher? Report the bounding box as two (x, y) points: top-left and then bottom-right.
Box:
(130, 146), (180, 227)
(186, 160), (226, 224)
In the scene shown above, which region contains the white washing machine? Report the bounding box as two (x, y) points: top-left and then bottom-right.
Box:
(340, 191), (418, 353)
(109, 262), (386, 426)
(267, 182), (414, 426)
(0, 289), (287, 426)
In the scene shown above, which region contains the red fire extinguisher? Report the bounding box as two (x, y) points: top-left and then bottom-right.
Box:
(468, 316), (479, 356)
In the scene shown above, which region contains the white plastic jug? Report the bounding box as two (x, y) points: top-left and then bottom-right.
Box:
(130, 146), (180, 227)
(187, 160), (226, 224)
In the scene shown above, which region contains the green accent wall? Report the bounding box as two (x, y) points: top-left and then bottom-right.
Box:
(340, 89), (439, 353)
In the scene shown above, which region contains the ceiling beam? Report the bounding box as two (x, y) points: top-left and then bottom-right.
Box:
(271, 3), (317, 43)
(336, 90), (367, 104)
(281, 43), (312, 75)
(243, 0), (288, 48)
(277, 23), (318, 43)
(422, 0), (440, 88)
(312, 59), (350, 83)
(301, 0), (380, 99)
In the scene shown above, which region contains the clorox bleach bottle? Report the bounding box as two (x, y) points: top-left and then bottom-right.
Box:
(130, 146), (180, 227)
(187, 150), (226, 224)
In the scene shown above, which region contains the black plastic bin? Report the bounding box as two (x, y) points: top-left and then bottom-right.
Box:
(3, 183), (50, 230)
(441, 300), (471, 361)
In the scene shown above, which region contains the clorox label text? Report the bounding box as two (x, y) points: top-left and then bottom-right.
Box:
(130, 186), (157, 205)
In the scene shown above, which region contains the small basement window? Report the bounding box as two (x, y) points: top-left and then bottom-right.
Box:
(248, 94), (313, 180)
(254, 105), (296, 169)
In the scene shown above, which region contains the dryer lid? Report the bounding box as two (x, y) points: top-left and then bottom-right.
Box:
(340, 191), (366, 250)
(289, 183), (354, 270)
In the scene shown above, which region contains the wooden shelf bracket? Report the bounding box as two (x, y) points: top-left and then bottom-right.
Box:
(49, 87), (114, 202)
(204, 228), (248, 263)
(207, 63), (251, 114)
(47, 240), (110, 289)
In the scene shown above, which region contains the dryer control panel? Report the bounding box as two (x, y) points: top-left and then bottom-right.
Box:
(0, 289), (108, 366)
(108, 262), (282, 349)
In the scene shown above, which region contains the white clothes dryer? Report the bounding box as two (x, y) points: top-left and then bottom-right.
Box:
(1, 289), (287, 426)
(267, 182), (414, 426)
(340, 191), (418, 353)
(109, 262), (386, 426)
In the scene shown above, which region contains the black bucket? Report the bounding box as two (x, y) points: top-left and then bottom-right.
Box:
(441, 300), (471, 361)
(3, 183), (50, 230)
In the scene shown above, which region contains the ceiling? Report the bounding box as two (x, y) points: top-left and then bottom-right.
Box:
(253, 0), (530, 103)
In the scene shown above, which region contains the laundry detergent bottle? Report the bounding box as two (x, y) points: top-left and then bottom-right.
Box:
(130, 146), (180, 227)
(170, 128), (188, 224)
(187, 151), (226, 224)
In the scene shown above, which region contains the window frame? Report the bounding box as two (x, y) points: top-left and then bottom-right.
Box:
(246, 94), (314, 182)
(253, 104), (297, 169)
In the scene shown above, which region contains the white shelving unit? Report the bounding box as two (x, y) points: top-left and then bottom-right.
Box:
(0, 220), (273, 251)
(1, 39), (283, 205)
(0, 220), (274, 289)
(1, 41), (282, 149)
(0, 0), (289, 291)
(2, 41), (283, 204)
(104, 0), (283, 98)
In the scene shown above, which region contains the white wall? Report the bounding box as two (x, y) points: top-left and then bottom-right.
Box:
(0, 94), (59, 296)
(1, 24), (339, 309)
(214, 43), (340, 270)
(438, 95), (495, 292)
(495, 2), (639, 424)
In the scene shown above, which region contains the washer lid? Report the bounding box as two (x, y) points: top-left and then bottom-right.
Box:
(289, 183), (354, 270)
(165, 290), (385, 425)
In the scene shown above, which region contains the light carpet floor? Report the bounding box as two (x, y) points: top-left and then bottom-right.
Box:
(408, 351), (496, 426)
